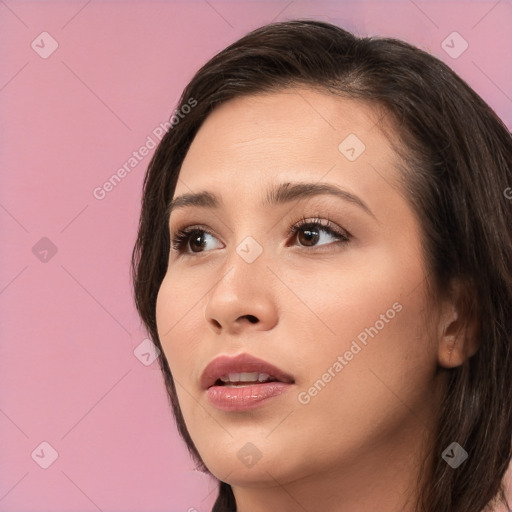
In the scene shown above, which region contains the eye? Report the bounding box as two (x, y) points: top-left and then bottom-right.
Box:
(170, 226), (221, 254)
(170, 215), (351, 256)
(287, 215), (351, 249)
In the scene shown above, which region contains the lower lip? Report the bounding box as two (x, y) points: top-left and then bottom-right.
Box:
(206, 382), (293, 411)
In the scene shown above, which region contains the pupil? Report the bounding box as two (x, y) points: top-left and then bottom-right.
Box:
(300, 227), (319, 246)
(190, 231), (206, 252)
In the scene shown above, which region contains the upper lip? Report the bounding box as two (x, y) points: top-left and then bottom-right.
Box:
(200, 353), (295, 390)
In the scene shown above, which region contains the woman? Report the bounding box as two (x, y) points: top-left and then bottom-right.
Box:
(132, 19), (512, 512)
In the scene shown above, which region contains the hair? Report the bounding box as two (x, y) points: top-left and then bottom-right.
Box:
(131, 19), (512, 512)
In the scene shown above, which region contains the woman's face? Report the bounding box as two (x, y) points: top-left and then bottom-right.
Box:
(156, 88), (446, 492)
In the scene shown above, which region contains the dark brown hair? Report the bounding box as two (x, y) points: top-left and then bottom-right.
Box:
(132, 19), (512, 512)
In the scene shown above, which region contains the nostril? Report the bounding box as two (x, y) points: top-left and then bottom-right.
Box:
(245, 315), (258, 324)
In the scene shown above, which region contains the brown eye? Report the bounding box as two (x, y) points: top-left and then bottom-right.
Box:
(170, 218), (351, 257)
(188, 230), (208, 252)
(289, 219), (350, 249)
(296, 225), (321, 247)
(170, 228), (221, 254)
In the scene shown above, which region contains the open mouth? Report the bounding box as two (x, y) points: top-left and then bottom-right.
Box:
(204, 363), (295, 411)
(213, 372), (281, 387)
(200, 352), (295, 393)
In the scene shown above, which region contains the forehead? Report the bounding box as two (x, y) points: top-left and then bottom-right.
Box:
(174, 87), (401, 204)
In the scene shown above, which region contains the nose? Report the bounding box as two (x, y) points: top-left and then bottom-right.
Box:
(203, 258), (279, 336)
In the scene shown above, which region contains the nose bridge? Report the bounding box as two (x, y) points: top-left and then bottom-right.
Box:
(212, 232), (268, 302)
(203, 231), (278, 332)
(219, 207), (268, 278)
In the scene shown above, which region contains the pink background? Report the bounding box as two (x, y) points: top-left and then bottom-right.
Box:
(1, 1), (511, 511)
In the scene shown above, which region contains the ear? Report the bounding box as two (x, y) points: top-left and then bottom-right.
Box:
(437, 278), (480, 369)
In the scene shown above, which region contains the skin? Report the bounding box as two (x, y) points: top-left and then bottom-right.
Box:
(155, 88), (477, 512)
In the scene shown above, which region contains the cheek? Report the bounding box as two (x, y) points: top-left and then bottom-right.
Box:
(155, 272), (205, 382)
(285, 304), (435, 475)
(286, 244), (436, 408)
(278, 241), (427, 349)
(293, 274), (436, 437)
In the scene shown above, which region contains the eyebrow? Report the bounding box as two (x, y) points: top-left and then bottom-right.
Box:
(167, 181), (375, 219)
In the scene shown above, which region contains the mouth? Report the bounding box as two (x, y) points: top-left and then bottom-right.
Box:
(200, 352), (295, 390)
(213, 372), (283, 387)
(200, 353), (295, 411)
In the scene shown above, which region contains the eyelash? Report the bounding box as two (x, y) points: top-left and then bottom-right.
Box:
(170, 215), (351, 255)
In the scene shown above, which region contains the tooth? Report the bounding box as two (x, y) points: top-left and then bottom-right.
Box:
(238, 372), (259, 382)
(218, 372), (275, 385)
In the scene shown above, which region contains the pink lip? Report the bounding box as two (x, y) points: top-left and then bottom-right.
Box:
(200, 353), (295, 411)
(200, 352), (295, 390)
(206, 381), (293, 411)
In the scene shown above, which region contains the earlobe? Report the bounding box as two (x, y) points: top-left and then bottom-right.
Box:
(437, 279), (480, 369)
